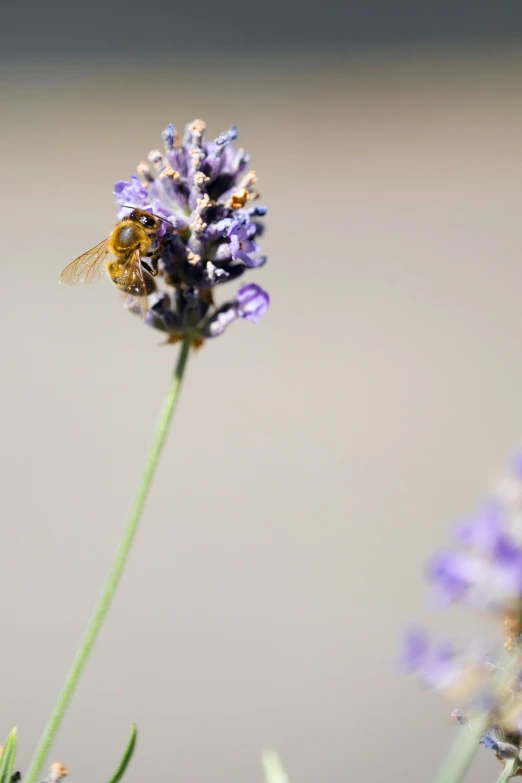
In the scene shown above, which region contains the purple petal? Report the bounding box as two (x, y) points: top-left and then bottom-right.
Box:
(236, 283), (270, 324)
(399, 627), (428, 672)
(426, 551), (471, 606)
(113, 175), (149, 207)
(422, 640), (459, 689)
(162, 123), (176, 151)
(454, 500), (504, 553)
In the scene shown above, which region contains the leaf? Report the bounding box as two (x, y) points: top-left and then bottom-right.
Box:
(106, 725), (137, 783)
(0, 729), (17, 783)
(262, 751), (289, 783)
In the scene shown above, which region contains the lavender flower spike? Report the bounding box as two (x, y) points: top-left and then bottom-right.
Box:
(113, 118), (269, 346)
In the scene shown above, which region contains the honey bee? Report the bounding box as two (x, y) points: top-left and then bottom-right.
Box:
(60, 208), (169, 315)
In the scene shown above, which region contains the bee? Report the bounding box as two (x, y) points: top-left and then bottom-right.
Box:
(60, 208), (169, 315)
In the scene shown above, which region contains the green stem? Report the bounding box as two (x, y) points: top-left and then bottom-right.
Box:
(432, 712), (490, 783)
(432, 644), (522, 783)
(497, 758), (520, 783)
(24, 337), (191, 783)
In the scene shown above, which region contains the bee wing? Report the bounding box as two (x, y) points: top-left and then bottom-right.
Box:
(117, 248), (150, 317)
(59, 238), (112, 285)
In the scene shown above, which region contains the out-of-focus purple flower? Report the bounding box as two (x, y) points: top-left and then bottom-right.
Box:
(425, 492), (522, 610)
(454, 501), (505, 552)
(399, 627), (428, 672)
(426, 551), (473, 607)
(399, 629), (462, 690)
(403, 451), (522, 766)
(113, 119), (269, 345)
(422, 641), (461, 690)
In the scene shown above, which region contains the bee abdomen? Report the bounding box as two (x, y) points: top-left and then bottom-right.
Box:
(107, 260), (156, 295)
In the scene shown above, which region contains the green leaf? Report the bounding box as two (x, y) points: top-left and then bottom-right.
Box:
(0, 729), (17, 783)
(106, 725), (137, 783)
(262, 751), (289, 783)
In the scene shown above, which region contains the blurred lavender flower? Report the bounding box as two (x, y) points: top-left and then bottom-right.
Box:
(399, 627), (495, 706)
(427, 472), (522, 611)
(114, 118), (269, 345)
(400, 628), (464, 690)
(402, 450), (522, 771)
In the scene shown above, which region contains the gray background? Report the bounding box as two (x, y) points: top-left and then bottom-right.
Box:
(2, 5), (522, 782)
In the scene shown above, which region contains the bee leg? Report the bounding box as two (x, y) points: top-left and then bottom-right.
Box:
(149, 256), (159, 276)
(144, 241), (165, 276)
(141, 260), (154, 276)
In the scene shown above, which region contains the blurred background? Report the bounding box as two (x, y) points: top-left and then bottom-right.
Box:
(2, 2), (522, 782)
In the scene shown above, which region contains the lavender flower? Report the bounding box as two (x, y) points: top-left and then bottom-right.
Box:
(399, 628), (494, 699)
(427, 486), (522, 611)
(114, 118), (269, 345)
(402, 450), (522, 768)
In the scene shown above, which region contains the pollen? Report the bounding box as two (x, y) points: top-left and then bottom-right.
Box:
(49, 763), (68, 780)
(227, 188), (250, 210)
(193, 171), (210, 189)
(161, 166), (181, 181)
(504, 611), (522, 637)
(191, 215), (207, 236)
(189, 119), (206, 137)
(196, 194), (211, 211)
(187, 251), (201, 266)
(190, 149), (205, 170)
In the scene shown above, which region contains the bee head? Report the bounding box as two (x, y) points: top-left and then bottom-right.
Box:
(128, 209), (158, 230)
(122, 205), (174, 232)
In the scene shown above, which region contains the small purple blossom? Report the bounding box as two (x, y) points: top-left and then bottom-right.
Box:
(236, 283), (270, 323)
(226, 220), (265, 268)
(113, 119), (269, 344)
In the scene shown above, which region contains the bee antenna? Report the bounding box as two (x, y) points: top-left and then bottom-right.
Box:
(156, 215), (175, 228)
(121, 205), (174, 229)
